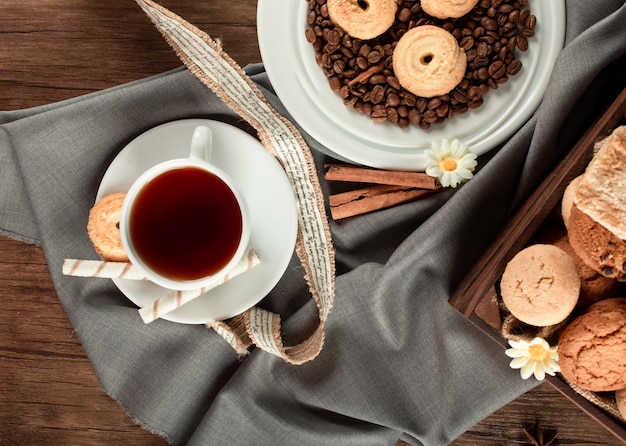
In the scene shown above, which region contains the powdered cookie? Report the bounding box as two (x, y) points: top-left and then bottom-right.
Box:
(500, 244), (580, 327)
(568, 204), (626, 281)
(327, 0), (396, 40)
(421, 0), (479, 19)
(558, 298), (626, 392)
(575, 126), (626, 240)
(392, 25), (466, 98)
(87, 192), (129, 262)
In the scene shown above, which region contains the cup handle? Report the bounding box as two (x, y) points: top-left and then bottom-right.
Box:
(189, 125), (212, 161)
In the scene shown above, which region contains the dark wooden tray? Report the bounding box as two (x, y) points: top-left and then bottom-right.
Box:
(450, 86), (626, 443)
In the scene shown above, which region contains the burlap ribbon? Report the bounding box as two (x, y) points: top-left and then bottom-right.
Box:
(135, 0), (336, 365)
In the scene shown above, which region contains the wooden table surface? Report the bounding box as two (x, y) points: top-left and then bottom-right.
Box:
(1, 1), (623, 444)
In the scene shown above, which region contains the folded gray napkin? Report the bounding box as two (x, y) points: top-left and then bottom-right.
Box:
(1, 2), (625, 445)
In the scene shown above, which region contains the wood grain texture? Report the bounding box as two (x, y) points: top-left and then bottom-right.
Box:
(0, 0), (624, 444)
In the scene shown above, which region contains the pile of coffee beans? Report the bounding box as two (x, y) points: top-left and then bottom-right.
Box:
(305, 0), (536, 129)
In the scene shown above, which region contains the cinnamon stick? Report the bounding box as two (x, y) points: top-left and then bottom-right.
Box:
(325, 164), (439, 189)
(347, 63), (384, 86)
(329, 184), (442, 220)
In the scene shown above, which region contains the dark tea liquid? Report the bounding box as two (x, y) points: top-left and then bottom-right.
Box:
(129, 166), (243, 281)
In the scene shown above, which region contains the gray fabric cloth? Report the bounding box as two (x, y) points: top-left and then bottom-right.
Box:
(1, 2), (625, 444)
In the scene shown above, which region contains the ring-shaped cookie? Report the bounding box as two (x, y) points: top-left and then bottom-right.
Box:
(420, 0), (479, 19)
(327, 0), (397, 40)
(392, 25), (467, 98)
(87, 192), (129, 262)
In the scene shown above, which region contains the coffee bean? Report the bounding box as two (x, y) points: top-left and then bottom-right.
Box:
(370, 105), (387, 122)
(398, 7), (411, 23)
(522, 28), (535, 38)
(498, 46), (509, 62)
(507, 59), (522, 75)
(517, 35), (529, 51)
(305, 28), (316, 44)
(367, 50), (382, 64)
(453, 89), (468, 103)
(460, 35), (475, 51)
(474, 56), (489, 68)
(423, 109), (438, 124)
(387, 107), (399, 124)
(427, 97), (442, 110)
(370, 85), (385, 104)
(369, 74), (386, 85)
(327, 29), (341, 45)
(468, 85), (482, 100)
(476, 66), (489, 81)
(435, 103), (449, 118)
(387, 93), (401, 107)
(387, 76), (401, 90)
(473, 41), (486, 57)
(468, 97), (483, 109)
(518, 9), (530, 27)
(332, 60), (345, 74)
(356, 56), (368, 70)
(415, 97), (427, 113)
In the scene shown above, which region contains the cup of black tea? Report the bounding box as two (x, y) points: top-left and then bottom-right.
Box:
(120, 125), (250, 290)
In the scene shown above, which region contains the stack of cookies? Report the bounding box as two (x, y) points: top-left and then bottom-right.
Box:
(499, 125), (626, 419)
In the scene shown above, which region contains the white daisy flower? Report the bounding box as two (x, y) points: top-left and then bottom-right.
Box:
(505, 337), (560, 381)
(424, 138), (477, 188)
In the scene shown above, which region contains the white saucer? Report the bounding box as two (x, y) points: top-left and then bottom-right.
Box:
(257, 0), (565, 170)
(97, 119), (298, 324)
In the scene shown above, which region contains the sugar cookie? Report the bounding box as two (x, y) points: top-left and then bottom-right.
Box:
(327, 0), (397, 40)
(392, 25), (466, 98)
(420, 0), (479, 19)
(87, 192), (129, 262)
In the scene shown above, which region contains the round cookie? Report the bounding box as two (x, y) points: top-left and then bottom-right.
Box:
(327, 0), (397, 40)
(561, 175), (582, 230)
(500, 244), (580, 327)
(392, 25), (466, 98)
(558, 298), (626, 392)
(87, 192), (129, 262)
(568, 204), (626, 281)
(421, 0), (479, 19)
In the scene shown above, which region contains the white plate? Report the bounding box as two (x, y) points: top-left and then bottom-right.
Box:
(97, 119), (298, 324)
(257, 0), (565, 170)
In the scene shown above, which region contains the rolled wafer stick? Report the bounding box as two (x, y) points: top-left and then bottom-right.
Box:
(63, 259), (147, 280)
(138, 249), (260, 324)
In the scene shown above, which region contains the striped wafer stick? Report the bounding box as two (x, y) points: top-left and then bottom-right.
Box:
(138, 249), (260, 324)
(62, 259), (147, 280)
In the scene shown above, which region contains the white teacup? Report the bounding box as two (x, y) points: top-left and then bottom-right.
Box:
(120, 125), (250, 290)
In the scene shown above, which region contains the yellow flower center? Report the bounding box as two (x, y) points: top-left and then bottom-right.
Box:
(528, 344), (549, 361)
(440, 157), (458, 172)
